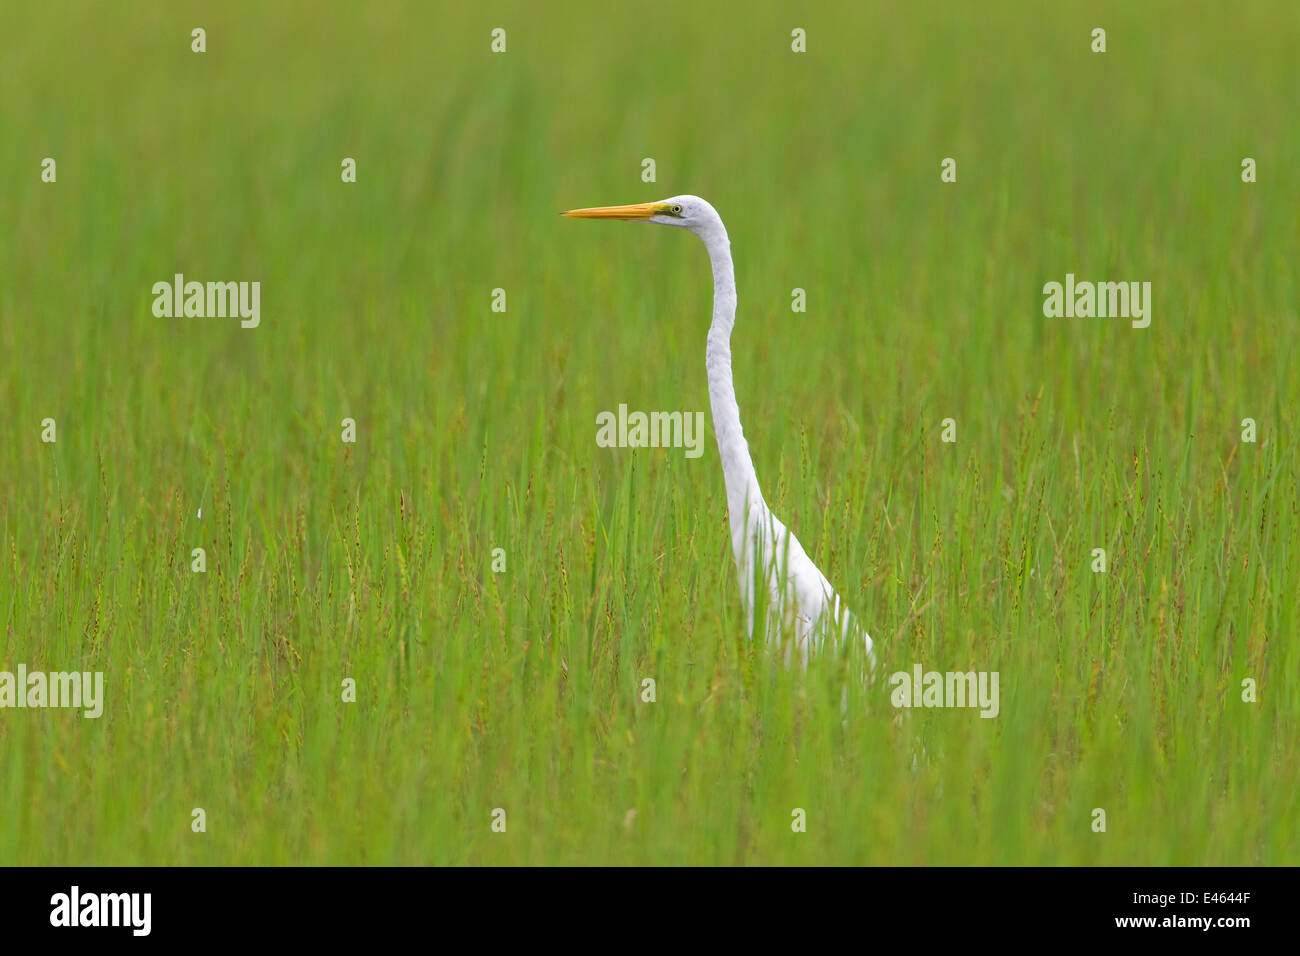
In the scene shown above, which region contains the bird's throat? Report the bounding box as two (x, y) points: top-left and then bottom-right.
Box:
(701, 231), (765, 566)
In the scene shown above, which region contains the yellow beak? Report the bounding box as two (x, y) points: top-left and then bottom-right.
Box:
(562, 201), (665, 220)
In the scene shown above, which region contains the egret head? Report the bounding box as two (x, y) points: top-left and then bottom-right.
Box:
(563, 194), (723, 239)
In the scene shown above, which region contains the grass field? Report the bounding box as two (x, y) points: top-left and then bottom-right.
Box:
(1, 1), (1296, 865)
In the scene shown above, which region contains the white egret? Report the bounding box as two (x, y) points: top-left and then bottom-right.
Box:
(564, 195), (874, 670)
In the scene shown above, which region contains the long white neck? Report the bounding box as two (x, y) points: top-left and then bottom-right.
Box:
(700, 224), (765, 564)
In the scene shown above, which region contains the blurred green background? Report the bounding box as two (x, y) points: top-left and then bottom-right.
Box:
(0, 1), (1295, 864)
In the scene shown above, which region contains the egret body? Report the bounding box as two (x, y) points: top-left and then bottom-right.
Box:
(564, 195), (873, 669)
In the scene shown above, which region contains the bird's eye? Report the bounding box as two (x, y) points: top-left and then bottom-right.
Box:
(671, 204), (683, 215)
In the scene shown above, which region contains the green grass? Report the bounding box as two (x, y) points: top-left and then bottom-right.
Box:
(0, 0), (1296, 865)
